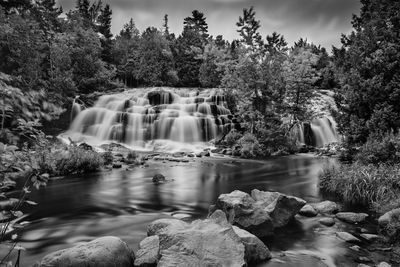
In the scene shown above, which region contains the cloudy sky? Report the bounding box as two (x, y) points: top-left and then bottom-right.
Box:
(56, 0), (360, 50)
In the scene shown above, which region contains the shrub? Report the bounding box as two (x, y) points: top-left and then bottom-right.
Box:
(319, 163), (400, 214)
(101, 151), (113, 165)
(36, 144), (104, 176)
(355, 132), (400, 165)
(224, 129), (242, 147)
(238, 133), (262, 158)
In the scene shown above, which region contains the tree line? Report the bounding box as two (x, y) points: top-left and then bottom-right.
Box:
(0, 0), (399, 148)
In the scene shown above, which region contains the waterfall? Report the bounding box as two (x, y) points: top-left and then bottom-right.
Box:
(64, 88), (236, 151)
(294, 116), (339, 147)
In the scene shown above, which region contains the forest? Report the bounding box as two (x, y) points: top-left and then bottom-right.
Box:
(1, 0), (400, 265)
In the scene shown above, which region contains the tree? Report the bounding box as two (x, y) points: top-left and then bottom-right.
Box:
(112, 18), (140, 86)
(136, 27), (177, 86)
(283, 48), (319, 125)
(98, 3), (113, 63)
(334, 0), (400, 144)
(183, 10), (209, 41)
(174, 10), (209, 87)
(236, 7), (264, 54)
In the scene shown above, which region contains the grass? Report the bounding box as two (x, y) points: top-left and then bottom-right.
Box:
(36, 144), (104, 176)
(319, 163), (400, 214)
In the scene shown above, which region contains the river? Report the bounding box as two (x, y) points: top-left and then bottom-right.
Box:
(6, 153), (378, 266)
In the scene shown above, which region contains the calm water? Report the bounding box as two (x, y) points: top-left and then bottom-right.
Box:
(6, 154), (368, 266)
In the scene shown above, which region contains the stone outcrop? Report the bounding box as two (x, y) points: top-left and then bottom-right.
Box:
(135, 210), (270, 266)
(39, 236), (135, 267)
(209, 189), (306, 236)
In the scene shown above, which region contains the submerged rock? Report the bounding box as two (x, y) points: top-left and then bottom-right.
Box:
(336, 212), (368, 224)
(360, 233), (381, 242)
(336, 232), (361, 243)
(210, 189), (306, 236)
(140, 210), (270, 266)
(152, 174), (166, 184)
(39, 236), (135, 267)
(319, 217), (335, 227)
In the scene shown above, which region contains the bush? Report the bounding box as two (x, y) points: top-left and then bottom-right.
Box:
(36, 144), (104, 176)
(101, 151), (113, 165)
(238, 133), (262, 158)
(224, 129), (242, 147)
(319, 163), (400, 214)
(355, 132), (400, 165)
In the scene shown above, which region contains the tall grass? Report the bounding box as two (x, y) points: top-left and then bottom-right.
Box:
(36, 145), (104, 176)
(319, 163), (400, 214)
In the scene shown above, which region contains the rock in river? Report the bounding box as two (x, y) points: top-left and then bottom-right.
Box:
(152, 174), (166, 184)
(209, 189), (306, 237)
(311, 201), (339, 214)
(39, 236), (135, 267)
(336, 232), (361, 243)
(336, 212), (368, 224)
(135, 209), (271, 266)
(299, 204), (318, 217)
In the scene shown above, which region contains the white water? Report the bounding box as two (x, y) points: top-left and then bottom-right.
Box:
(294, 116), (340, 147)
(63, 88), (235, 152)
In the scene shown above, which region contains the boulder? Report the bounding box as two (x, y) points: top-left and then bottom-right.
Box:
(141, 210), (270, 266)
(253, 190), (306, 228)
(336, 232), (361, 243)
(232, 226), (271, 263)
(210, 190), (306, 236)
(39, 236), (135, 267)
(319, 217), (335, 227)
(336, 212), (368, 224)
(378, 208), (400, 239)
(311, 201), (339, 214)
(299, 204), (318, 217)
(134, 236), (159, 267)
(152, 174), (166, 184)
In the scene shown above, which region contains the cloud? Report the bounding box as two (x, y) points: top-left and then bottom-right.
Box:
(56, 0), (361, 49)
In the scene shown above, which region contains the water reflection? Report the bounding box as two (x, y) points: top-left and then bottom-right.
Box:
(12, 154), (338, 266)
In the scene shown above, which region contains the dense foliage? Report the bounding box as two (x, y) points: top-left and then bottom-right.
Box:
(334, 0), (400, 145)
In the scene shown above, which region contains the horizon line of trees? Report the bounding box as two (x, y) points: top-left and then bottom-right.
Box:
(1, 0), (399, 149)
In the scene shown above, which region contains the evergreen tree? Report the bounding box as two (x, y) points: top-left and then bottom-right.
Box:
(236, 7), (264, 53)
(334, 0), (400, 144)
(98, 3), (113, 63)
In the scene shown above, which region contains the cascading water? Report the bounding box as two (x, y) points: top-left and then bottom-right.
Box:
(294, 116), (340, 147)
(63, 88), (236, 151)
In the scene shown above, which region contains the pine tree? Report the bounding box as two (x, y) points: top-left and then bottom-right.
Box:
(98, 3), (113, 63)
(236, 7), (264, 52)
(183, 10), (209, 41)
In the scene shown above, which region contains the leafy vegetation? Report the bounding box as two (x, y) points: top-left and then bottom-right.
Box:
(320, 163), (400, 214)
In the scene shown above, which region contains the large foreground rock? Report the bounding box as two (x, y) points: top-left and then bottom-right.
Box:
(39, 236), (135, 267)
(209, 189), (306, 236)
(136, 210), (270, 266)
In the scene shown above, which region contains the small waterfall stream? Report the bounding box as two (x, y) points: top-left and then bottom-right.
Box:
(64, 88), (236, 151)
(294, 116), (340, 147)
